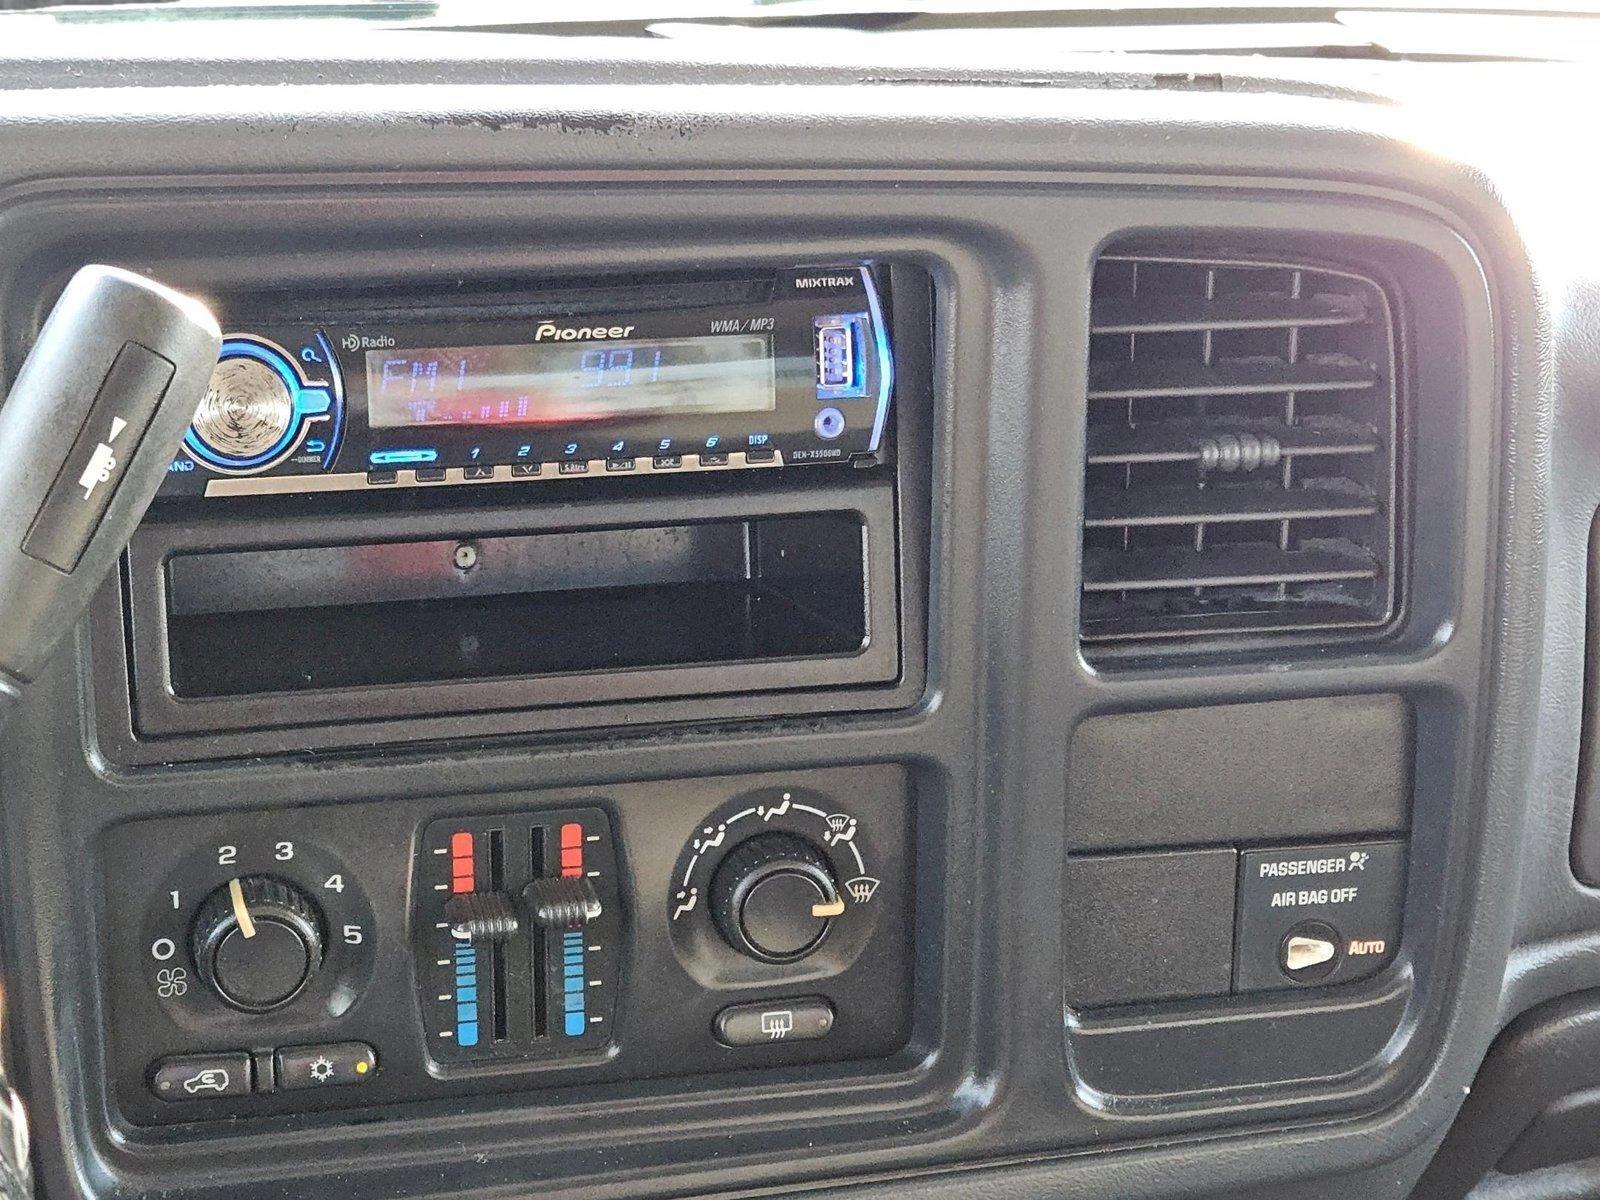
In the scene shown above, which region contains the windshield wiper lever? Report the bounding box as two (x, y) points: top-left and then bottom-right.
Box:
(0, 265), (219, 708)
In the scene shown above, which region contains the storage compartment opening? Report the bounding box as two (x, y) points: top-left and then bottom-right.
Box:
(164, 512), (870, 699)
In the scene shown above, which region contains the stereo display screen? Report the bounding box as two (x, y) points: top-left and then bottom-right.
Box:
(365, 334), (776, 429)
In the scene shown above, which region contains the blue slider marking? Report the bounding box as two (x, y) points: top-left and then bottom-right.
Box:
(454, 942), (480, 1047)
(370, 448), (439, 466)
(561, 931), (586, 1036)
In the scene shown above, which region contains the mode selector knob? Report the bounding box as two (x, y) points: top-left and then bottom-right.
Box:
(710, 833), (842, 964)
(191, 876), (325, 1013)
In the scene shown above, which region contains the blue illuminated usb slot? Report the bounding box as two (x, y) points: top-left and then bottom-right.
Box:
(369, 448), (439, 466)
(814, 313), (871, 400)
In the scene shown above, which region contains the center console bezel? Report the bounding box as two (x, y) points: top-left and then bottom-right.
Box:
(0, 138), (1517, 1200)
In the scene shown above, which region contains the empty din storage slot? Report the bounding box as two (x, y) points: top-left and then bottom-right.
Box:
(124, 482), (902, 737)
(165, 516), (867, 696)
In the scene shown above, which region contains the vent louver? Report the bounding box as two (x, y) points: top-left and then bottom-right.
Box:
(1081, 250), (1400, 645)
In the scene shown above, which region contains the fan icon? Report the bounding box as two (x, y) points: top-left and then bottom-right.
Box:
(308, 1056), (335, 1083)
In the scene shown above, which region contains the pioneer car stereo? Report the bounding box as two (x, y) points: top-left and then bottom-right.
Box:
(157, 264), (894, 498)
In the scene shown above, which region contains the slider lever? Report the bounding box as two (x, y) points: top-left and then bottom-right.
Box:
(444, 893), (520, 945)
(444, 878), (602, 945)
(523, 877), (603, 931)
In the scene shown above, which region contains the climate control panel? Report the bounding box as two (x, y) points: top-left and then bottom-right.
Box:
(99, 766), (912, 1126)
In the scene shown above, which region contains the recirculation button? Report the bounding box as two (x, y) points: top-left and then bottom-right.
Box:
(150, 1051), (252, 1101)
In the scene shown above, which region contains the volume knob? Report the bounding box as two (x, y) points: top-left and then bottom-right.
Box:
(191, 355), (294, 463)
(191, 876), (324, 1013)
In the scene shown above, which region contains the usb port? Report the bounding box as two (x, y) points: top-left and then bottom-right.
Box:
(814, 313), (870, 400)
(817, 323), (854, 388)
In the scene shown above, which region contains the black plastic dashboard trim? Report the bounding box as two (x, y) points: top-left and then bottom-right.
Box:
(0, 75), (1539, 1200)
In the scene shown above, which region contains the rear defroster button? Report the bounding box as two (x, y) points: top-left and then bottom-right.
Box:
(715, 997), (834, 1047)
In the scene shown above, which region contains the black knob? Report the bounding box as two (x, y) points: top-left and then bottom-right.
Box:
(191, 876), (324, 1013)
(709, 833), (841, 963)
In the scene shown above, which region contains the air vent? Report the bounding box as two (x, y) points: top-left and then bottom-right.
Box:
(1080, 249), (1400, 645)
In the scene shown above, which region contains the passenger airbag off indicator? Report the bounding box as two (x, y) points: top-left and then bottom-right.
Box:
(1235, 839), (1405, 992)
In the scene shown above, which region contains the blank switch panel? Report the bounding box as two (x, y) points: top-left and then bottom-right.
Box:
(1064, 848), (1237, 1009)
(1067, 696), (1412, 852)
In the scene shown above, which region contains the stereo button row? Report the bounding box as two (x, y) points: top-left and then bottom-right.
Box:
(365, 451), (780, 488)
(218, 451), (786, 496)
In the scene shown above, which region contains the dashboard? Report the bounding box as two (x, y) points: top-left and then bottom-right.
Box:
(0, 20), (1595, 1200)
